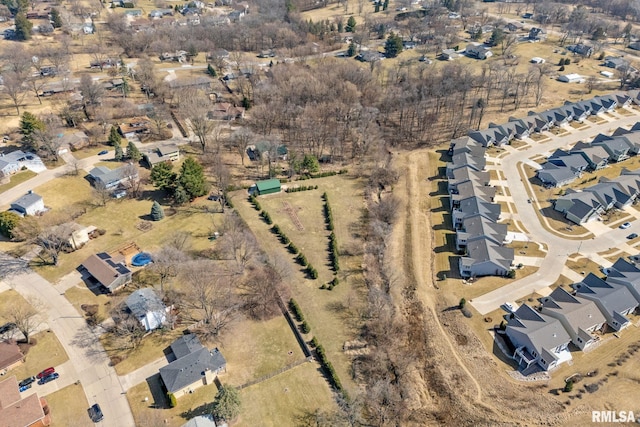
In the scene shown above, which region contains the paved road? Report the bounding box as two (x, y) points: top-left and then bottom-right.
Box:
(0, 254), (135, 427)
(471, 108), (640, 314)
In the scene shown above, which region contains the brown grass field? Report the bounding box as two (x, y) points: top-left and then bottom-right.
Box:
(47, 383), (91, 427)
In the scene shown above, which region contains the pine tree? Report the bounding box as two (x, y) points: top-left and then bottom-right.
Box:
(179, 157), (209, 199)
(108, 126), (122, 146)
(14, 13), (32, 41)
(50, 8), (62, 28)
(20, 112), (44, 146)
(212, 386), (241, 421)
(384, 32), (404, 58)
(114, 144), (124, 161)
(150, 201), (165, 221)
(126, 141), (142, 162)
(346, 16), (356, 32)
(150, 162), (176, 191)
(207, 63), (216, 77)
(347, 41), (357, 57)
(173, 185), (189, 205)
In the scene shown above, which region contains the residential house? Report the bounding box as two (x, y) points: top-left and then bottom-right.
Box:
(208, 48), (229, 60)
(149, 8), (173, 18)
(452, 196), (501, 228)
(469, 128), (510, 147)
(557, 73), (585, 83)
(505, 21), (523, 32)
(81, 252), (132, 292)
(573, 144), (610, 170)
(9, 192), (45, 216)
(181, 416), (217, 427)
(568, 43), (594, 57)
(603, 56), (629, 70)
(536, 163), (580, 188)
(0, 341), (24, 373)
(465, 43), (493, 60)
(450, 180), (496, 210)
(0, 376), (50, 427)
(207, 103), (245, 121)
(440, 49), (461, 60)
(448, 136), (485, 156)
(455, 215), (507, 251)
(0, 150), (45, 175)
(448, 167), (490, 195)
(124, 288), (168, 332)
(573, 273), (638, 331)
(528, 27), (546, 41)
(554, 190), (604, 224)
(159, 334), (226, 398)
(629, 42), (640, 51)
(505, 304), (572, 371)
(89, 165), (138, 190)
(539, 287), (606, 350)
(118, 117), (151, 135)
(355, 51), (384, 63)
(606, 258), (640, 305)
(547, 149), (589, 173)
(594, 95), (618, 112)
(506, 116), (536, 138)
(60, 131), (89, 151)
(246, 142), (288, 162)
(593, 137), (630, 162)
(459, 236), (513, 278)
(565, 102), (589, 122)
(488, 121), (518, 141)
(144, 144), (180, 167)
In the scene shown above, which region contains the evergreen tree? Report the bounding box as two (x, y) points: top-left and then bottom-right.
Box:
(173, 184), (189, 205)
(121, 77), (130, 98)
(382, 0), (388, 10)
(489, 28), (505, 47)
(126, 141), (142, 162)
(207, 63), (216, 77)
(347, 41), (357, 57)
(19, 112), (44, 146)
(179, 157), (209, 199)
(212, 385), (241, 421)
(108, 126), (122, 146)
(302, 154), (320, 173)
(50, 8), (62, 28)
(14, 13), (32, 41)
(150, 161), (176, 191)
(384, 32), (403, 58)
(337, 20), (343, 32)
(150, 201), (165, 221)
(114, 144), (124, 161)
(374, 2), (380, 12)
(0, 211), (21, 238)
(346, 16), (356, 32)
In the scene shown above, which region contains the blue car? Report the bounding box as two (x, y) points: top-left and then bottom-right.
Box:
(19, 384), (31, 392)
(98, 150), (108, 155)
(37, 373), (59, 385)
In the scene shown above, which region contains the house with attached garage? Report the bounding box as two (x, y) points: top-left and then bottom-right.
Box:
(448, 136), (486, 157)
(144, 144), (180, 167)
(0, 341), (25, 373)
(448, 166), (490, 195)
(449, 180), (496, 210)
(88, 165), (139, 190)
(81, 252), (132, 292)
(573, 273), (638, 331)
(468, 127), (509, 147)
(459, 236), (514, 278)
(465, 43), (493, 60)
(124, 288), (169, 332)
(539, 287), (606, 350)
(572, 143), (610, 171)
(446, 152), (486, 177)
(554, 190), (604, 224)
(505, 304), (572, 371)
(455, 215), (507, 251)
(593, 137), (631, 162)
(160, 334), (226, 398)
(536, 163), (580, 188)
(452, 196), (501, 228)
(606, 258), (640, 305)
(547, 149), (589, 173)
(9, 192), (45, 216)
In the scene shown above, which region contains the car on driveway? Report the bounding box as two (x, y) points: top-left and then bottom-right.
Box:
(19, 384), (32, 392)
(98, 150), (108, 155)
(502, 302), (518, 313)
(620, 222), (632, 229)
(628, 233), (638, 240)
(36, 367), (55, 379)
(37, 372), (59, 385)
(88, 403), (104, 422)
(19, 376), (36, 388)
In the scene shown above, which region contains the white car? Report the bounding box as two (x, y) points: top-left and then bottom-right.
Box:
(502, 302), (517, 313)
(620, 222), (632, 229)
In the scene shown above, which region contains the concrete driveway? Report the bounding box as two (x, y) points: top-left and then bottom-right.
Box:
(471, 108), (640, 315)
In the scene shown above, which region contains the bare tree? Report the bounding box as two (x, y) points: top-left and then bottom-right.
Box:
(79, 74), (105, 120)
(228, 127), (254, 166)
(7, 298), (43, 344)
(180, 90), (215, 152)
(2, 71), (28, 115)
(240, 263), (287, 320)
(166, 230), (191, 251)
(179, 260), (239, 337)
(2, 44), (33, 79)
(32, 222), (75, 266)
(217, 212), (258, 272)
(32, 115), (63, 161)
(149, 246), (188, 292)
(92, 181), (111, 207)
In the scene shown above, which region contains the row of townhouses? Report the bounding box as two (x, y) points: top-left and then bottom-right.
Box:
(506, 257), (640, 372)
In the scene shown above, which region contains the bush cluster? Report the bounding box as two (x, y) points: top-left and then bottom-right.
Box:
(329, 232), (339, 272)
(260, 210), (273, 224)
(285, 185), (318, 193)
(289, 298), (304, 322)
(315, 344), (343, 392)
(310, 337), (319, 348)
(249, 194), (261, 211)
(322, 192), (334, 231)
(297, 169), (348, 181)
(300, 320), (311, 334)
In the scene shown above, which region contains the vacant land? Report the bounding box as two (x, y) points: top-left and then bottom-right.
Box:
(47, 383), (91, 427)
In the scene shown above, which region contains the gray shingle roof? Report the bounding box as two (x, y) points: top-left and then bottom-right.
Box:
(574, 273), (638, 319)
(125, 288), (165, 319)
(159, 347), (226, 393)
(170, 334), (204, 360)
(540, 287), (606, 335)
(507, 305), (571, 357)
(10, 192), (42, 210)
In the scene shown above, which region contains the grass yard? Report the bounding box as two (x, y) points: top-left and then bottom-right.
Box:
(64, 286), (112, 326)
(9, 330), (69, 381)
(236, 362), (335, 427)
(0, 289), (29, 324)
(71, 145), (110, 160)
(508, 241), (547, 258)
(47, 383), (91, 427)
(0, 170), (37, 195)
(33, 174), (93, 212)
(231, 174), (366, 396)
(565, 255), (603, 277)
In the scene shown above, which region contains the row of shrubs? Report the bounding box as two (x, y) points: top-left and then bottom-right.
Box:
(272, 225), (318, 279)
(289, 298), (311, 333)
(322, 192), (334, 231)
(315, 344), (344, 393)
(320, 277), (339, 290)
(285, 185), (318, 193)
(260, 210), (273, 224)
(249, 194), (261, 211)
(297, 169), (348, 181)
(329, 232), (339, 272)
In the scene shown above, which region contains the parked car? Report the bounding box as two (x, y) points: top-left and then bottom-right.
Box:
(628, 233), (638, 239)
(19, 384), (32, 392)
(98, 150), (108, 155)
(36, 367), (55, 379)
(502, 302), (517, 313)
(0, 322), (16, 334)
(88, 403), (104, 422)
(37, 373), (59, 385)
(620, 222), (632, 229)
(19, 377), (36, 388)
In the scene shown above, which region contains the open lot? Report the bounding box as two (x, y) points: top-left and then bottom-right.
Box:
(47, 383), (91, 427)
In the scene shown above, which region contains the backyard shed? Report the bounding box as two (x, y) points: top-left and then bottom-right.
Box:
(256, 179), (281, 195)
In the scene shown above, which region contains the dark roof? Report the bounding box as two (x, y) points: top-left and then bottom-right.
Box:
(125, 288), (165, 319)
(159, 347), (226, 393)
(81, 253), (130, 289)
(10, 192), (42, 210)
(170, 334), (204, 360)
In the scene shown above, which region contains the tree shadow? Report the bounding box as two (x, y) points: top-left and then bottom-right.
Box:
(70, 327), (112, 365)
(179, 399), (216, 420)
(0, 253), (29, 279)
(436, 256), (460, 280)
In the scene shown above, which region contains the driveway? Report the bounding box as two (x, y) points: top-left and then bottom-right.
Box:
(471, 108), (640, 315)
(0, 253), (135, 427)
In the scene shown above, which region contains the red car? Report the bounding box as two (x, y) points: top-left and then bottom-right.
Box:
(36, 367), (55, 379)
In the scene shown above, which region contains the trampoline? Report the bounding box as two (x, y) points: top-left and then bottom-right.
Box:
(131, 252), (153, 267)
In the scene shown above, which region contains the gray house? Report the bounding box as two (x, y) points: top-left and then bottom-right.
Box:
(81, 252), (132, 292)
(573, 273), (638, 331)
(465, 43), (493, 60)
(159, 334), (226, 398)
(455, 215), (507, 251)
(573, 144), (610, 170)
(9, 192), (45, 216)
(547, 150), (589, 173)
(536, 164), (579, 188)
(606, 258), (640, 305)
(452, 196), (501, 228)
(450, 180), (496, 210)
(539, 287), (606, 350)
(124, 288), (168, 332)
(89, 165), (138, 190)
(448, 167), (490, 194)
(554, 190), (604, 224)
(459, 236), (513, 278)
(603, 56), (629, 70)
(446, 152), (486, 178)
(506, 304), (572, 371)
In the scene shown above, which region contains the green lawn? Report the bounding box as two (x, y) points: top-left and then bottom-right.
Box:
(9, 330), (69, 381)
(0, 169), (37, 194)
(47, 383), (91, 427)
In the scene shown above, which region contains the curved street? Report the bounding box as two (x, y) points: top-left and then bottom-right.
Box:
(471, 107), (640, 314)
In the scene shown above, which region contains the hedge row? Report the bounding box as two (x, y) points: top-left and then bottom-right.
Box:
(249, 194), (261, 211)
(329, 232), (339, 272)
(315, 344), (343, 392)
(297, 169), (348, 181)
(271, 225), (318, 279)
(289, 298), (304, 322)
(260, 210), (273, 224)
(285, 185), (318, 193)
(322, 193), (334, 231)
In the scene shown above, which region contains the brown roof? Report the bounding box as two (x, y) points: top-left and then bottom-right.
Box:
(0, 341), (23, 371)
(0, 377), (45, 427)
(82, 253), (128, 288)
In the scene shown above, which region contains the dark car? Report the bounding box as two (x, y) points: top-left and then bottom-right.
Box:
(88, 403), (104, 422)
(628, 233), (638, 240)
(37, 372), (59, 385)
(0, 322), (16, 334)
(98, 150), (108, 155)
(19, 384), (32, 392)
(36, 367), (55, 379)
(19, 376), (36, 388)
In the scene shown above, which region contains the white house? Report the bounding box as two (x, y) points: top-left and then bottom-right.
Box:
(124, 288), (168, 332)
(9, 191), (45, 216)
(558, 74), (585, 83)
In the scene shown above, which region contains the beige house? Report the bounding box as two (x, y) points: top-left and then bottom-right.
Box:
(0, 341), (24, 374)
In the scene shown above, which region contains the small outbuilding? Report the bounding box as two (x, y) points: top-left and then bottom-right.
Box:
(255, 179), (281, 195)
(557, 74), (585, 83)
